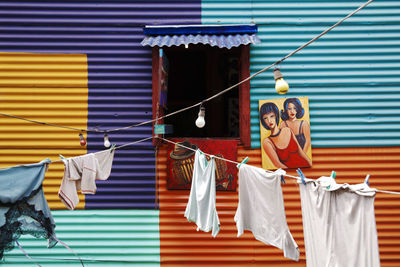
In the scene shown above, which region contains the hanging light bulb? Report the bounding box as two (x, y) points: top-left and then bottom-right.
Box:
(79, 133), (86, 146)
(195, 105), (206, 128)
(273, 68), (289, 94)
(103, 133), (111, 148)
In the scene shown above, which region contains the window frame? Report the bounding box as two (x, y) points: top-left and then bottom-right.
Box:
(151, 45), (251, 148)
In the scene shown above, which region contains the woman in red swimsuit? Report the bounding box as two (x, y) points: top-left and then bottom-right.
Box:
(260, 102), (311, 169)
(280, 98), (311, 155)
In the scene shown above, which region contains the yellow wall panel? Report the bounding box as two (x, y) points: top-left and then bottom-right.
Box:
(0, 52), (88, 210)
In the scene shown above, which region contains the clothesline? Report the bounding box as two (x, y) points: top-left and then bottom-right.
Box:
(158, 137), (400, 196)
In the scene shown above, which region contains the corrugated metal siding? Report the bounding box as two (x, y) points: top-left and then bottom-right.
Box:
(0, 51), (88, 210)
(0, 0), (201, 209)
(83, 0), (200, 209)
(202, 0), (400, 148)
(158, 144), (400, 266)
(3, 210), (160, 266)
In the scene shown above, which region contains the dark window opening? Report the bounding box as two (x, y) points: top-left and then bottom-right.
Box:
(163, 45), (240, 138)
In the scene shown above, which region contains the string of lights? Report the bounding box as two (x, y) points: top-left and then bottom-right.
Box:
(0, 0), (374, 139)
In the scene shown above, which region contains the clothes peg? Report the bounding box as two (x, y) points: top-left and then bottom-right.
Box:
(110, 143), (116, 152)
(59, 154), (67, 165)
(364, 174), (370, 186)
(297, 168), (307, 185)
(327, 171), (336, 190)
(281, 175), (286, 185)
(237, 156), (249, 169)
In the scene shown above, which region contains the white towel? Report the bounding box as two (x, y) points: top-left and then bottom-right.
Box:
(58, 149), (115, 210)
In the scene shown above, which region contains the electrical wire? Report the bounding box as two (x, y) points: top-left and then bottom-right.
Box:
(0, 0), (374, 134)
(0, 112), (92, 132)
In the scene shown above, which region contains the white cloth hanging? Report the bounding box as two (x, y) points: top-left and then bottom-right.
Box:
(299, 176), (380, 267)
(184, 149), (220, 237)
(234, 164), (299, 261)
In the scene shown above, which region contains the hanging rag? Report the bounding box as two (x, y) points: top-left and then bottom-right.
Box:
(58, 149), (115, 210)
(299, 176), (380, 267)
(234, 164), (299, 261)
(184, 149), (220, 237)
(0, 159), (57, 260)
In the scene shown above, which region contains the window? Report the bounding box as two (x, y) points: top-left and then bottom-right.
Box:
(145, 24), (259, 148)
(152, 44), (251, 147)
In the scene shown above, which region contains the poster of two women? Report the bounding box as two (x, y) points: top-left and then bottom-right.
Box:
(259, 97), (312, 170)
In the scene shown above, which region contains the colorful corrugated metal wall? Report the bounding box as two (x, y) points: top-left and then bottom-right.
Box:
(2, 0), (400, 266)
(3, 210), (160, 266)
(159, 0), (400, 266)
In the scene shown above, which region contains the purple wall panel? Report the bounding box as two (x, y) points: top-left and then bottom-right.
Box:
(0, 0), (202, 209)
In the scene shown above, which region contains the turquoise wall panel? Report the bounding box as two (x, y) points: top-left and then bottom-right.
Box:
(202, 0), (400, 148)
(2, 210), (160, 266)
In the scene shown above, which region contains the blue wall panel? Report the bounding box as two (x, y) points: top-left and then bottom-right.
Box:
(3, 210), (160, 266)
(202, 0), (400, 148)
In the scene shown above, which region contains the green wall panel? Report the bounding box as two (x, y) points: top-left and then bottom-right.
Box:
(2, 210), (160, 266)
(202, 0), (400, 148)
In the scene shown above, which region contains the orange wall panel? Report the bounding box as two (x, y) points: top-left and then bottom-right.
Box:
(158, 145), (400, 266)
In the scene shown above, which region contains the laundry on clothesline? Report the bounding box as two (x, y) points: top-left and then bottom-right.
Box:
(234, 165), (299, 261)
(185, 149), (220, 237)
(175, 138), (382, 264)
(299, 175), (380, 266)
(0, 159), (57, 260)
(58, 148), (115, 210)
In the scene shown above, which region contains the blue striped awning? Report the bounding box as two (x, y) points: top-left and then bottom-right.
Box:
(141, 24), (261, 49)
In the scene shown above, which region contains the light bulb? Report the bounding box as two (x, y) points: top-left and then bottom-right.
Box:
(195, 107), (206, 128)
(103, 134), (111, 148)
(273, 68), (289, 94)
(79, 133), (86, 146)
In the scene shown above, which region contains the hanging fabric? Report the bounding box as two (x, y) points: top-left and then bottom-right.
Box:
(299, 176), (380, 267)
(58, 149), (115, 210)
(0, 159), (57, 260)
(184, 149), (220, 237)
(234, 164), (299, 261)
